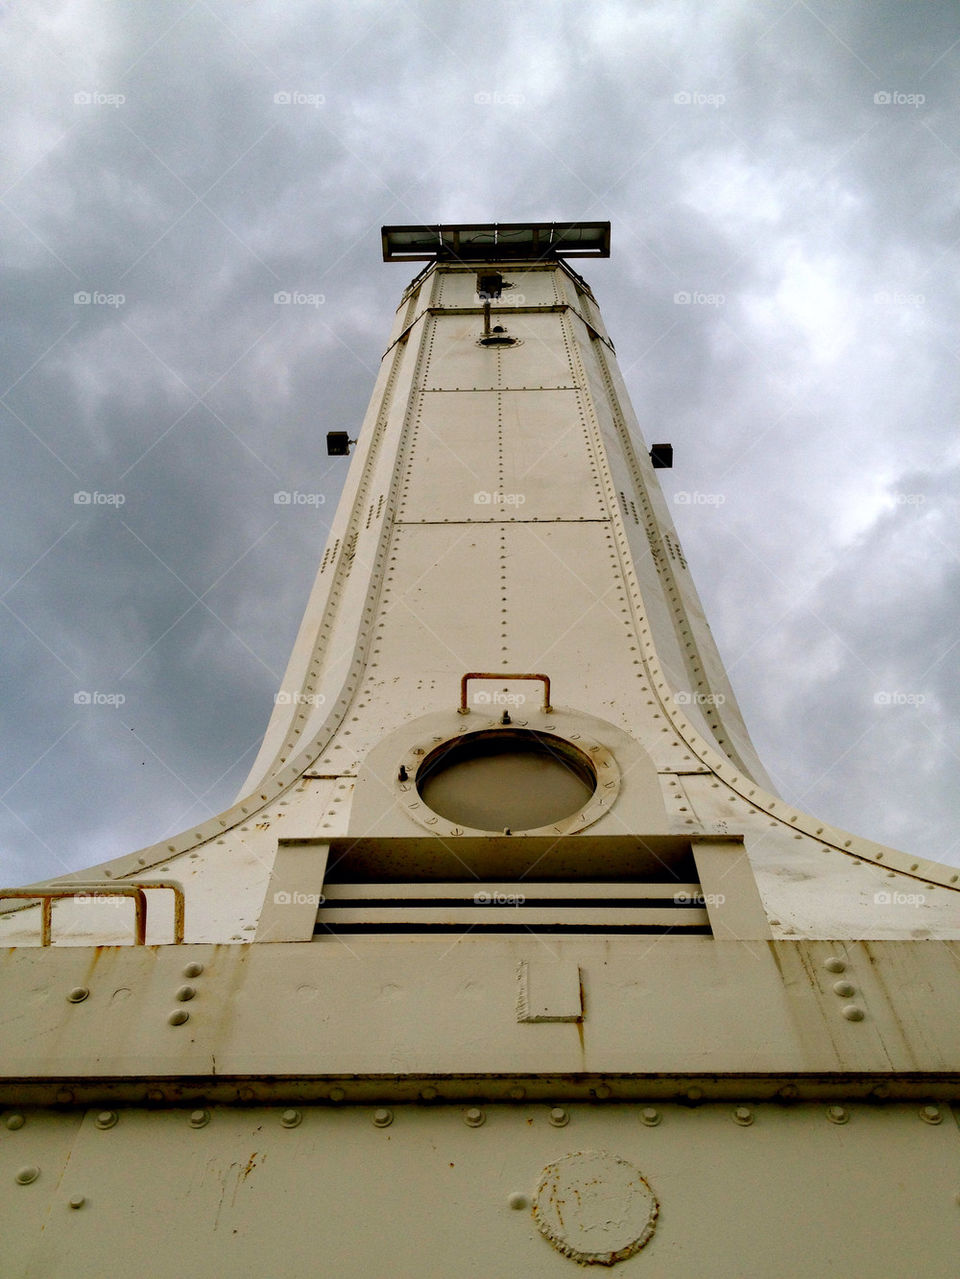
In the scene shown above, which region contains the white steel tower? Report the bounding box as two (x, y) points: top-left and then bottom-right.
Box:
(2, 223), (959, 1277)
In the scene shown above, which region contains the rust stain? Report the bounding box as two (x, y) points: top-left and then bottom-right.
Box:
(241, 1152), (261, 1181)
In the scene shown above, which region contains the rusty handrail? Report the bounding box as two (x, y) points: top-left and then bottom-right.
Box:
(458, 671), (552, 715)
(0, 880), (185, 945)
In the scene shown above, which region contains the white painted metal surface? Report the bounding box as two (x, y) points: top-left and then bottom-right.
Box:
(3, 223), (960, 1275)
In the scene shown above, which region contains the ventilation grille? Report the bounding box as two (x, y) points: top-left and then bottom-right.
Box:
(314, 882), (711, 937)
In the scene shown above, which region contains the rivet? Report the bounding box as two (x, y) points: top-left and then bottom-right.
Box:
(168, 1009), (189, 1026)
(832, 981), (855, 997)
(641, 1107), (661, 1126)
(595, 1085), (611, 1100)
(183, 962), (204, 979)
(824, 958), (845, 974)
(870, 1084), (890, 1100)
(686, 1086), (703, 1102)
(548, 1107), (569, 1127)
(95, 1111), (118, 1130)
(420, 1086), (437, 1101)
(188, 1109), (210, 1128)
(69, 1194), (86, 1209)
(15, 1166), (40, 1185)
(147, 1089), (165, 1103)
(5, 1113), (25, 1130)
(733, 1106), (753, 1126)
(777, 1084), (798, 1100)
(827, 1105), (849, 1124)
(373, 1108), (393, 1128)
(56, 1090), (75, 1105)
(329, 1088), (345, 1102)
(508, 1086), (526, 1101)
(464, 1107), (485, 1127)
(921, 1105), (943, 1125)
(280, 1109), (302, 1128)
(238, 1087), (255, 1102)
(508, 1192), (529, 1210)
(842, 1005), (865, 1022)
(67, 987), (89, 1003)
(175, 985), (196, 1002)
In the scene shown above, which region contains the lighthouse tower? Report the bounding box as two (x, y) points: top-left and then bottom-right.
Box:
(2, 223), (960, 1277)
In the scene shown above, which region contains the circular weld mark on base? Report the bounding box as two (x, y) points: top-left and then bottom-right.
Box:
(533, 1149), (658, 1265)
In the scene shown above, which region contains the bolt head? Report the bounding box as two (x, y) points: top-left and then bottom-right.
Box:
(280, 1109), (302, 1128)
(188, 1109), (210, 1128)
(420, 1086), (437, 1101)
(921, 1105), (943, 1125)
(548, 1107), (569, 1127)
(595, 1085), (611, 1100)
(827, 1105), (849, 1124)
(464, 1107), (485, 1127)
(15, 1166), (40, 1185)
(373, 1108), (393, 1128)
(733, 1106), (753, 1125)
(329, 1087), (345, 1102)
(641, 1107), (661, 1126)
(94, 1111), (118, 1130)
(69, 1194), (86, 1209)
(5, 1113), (25, 1131)
(67, 987), (89, 1003)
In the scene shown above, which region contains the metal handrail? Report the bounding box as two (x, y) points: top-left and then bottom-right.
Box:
(459, 671), (552, 715)
(0, 880), (185, 945)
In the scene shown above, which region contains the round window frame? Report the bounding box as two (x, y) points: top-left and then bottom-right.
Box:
(396, 722), (620, 837)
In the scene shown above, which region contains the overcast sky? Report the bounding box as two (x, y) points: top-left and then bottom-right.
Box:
(2, 0), (959, 887)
